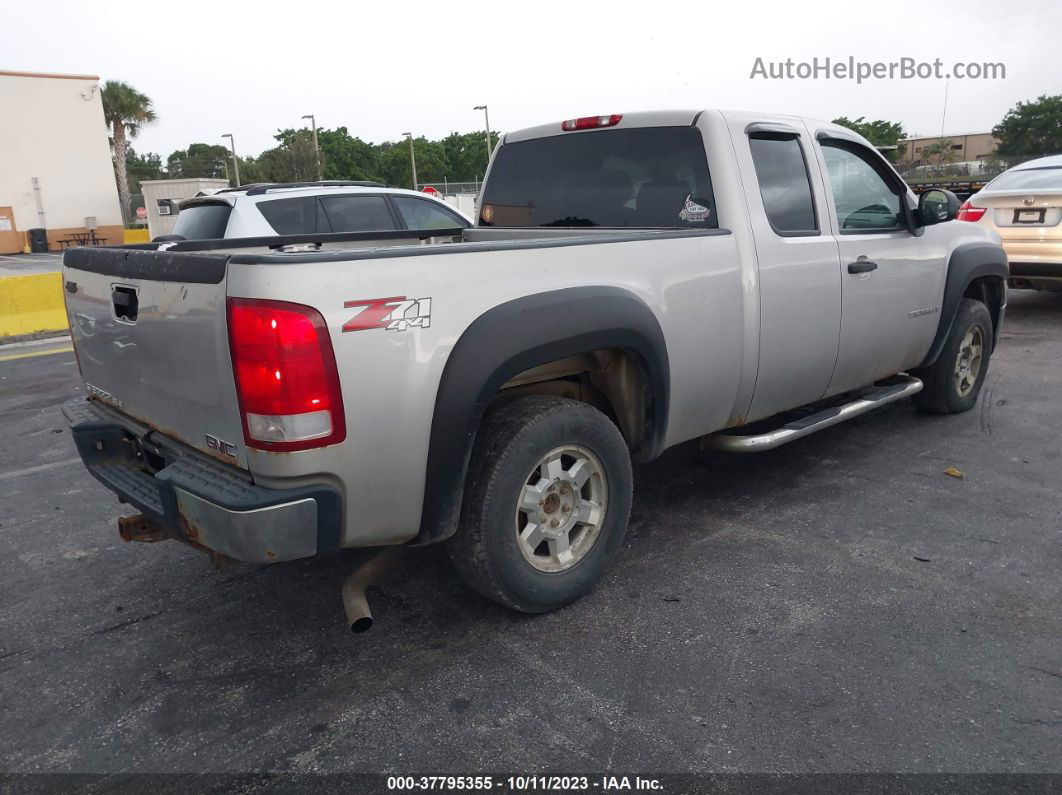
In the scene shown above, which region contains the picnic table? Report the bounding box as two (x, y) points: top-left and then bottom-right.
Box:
(57, 230), (108, 249)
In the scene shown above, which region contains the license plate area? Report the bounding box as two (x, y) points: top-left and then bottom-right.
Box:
(1014, 208), (1046, 224)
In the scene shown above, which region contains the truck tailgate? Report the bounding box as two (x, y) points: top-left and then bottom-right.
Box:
(62, 247), (248, 468)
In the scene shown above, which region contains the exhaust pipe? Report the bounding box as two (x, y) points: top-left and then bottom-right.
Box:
(341, 548), (403, 633)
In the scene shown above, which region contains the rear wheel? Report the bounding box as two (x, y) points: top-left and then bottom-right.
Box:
(912, 298), (993, 414)
(447, 396), (632, 613)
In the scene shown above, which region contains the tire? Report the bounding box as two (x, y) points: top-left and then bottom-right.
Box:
(911, 298), (993, 415)
(446, 395), (633, 613)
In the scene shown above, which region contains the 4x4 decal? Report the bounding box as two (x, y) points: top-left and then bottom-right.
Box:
(343, 296), (432, 332)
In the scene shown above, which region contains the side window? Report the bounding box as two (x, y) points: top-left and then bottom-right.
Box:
(748, 134), (818, 235)
(392, 196), (467, 230)
(318, 196), (396, 233)
(820, 141), (904, 231)
(257, 197), (318, 235)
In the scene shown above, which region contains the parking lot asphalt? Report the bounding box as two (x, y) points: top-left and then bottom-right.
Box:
(0, 291), (1059, 778)
(0, 252), (63, 278)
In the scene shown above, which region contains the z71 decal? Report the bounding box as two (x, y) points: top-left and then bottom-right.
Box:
(343, 296), (432, 333)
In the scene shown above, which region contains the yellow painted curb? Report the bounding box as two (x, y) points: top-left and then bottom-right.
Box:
(0, 272), (69, 338)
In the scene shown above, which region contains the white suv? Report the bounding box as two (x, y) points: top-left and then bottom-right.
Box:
(164, 181), (472, 241)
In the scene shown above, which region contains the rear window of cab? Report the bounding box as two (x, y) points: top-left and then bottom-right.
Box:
(479, 127), (717, 229)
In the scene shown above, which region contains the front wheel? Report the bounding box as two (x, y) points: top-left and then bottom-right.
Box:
(912, 298), (993, 415)
(447, 396), (633, 613)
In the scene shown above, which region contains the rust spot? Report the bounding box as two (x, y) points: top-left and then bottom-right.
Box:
(177, 514), (202, 544)
(117, 514), (168, 543)
(176, 514), (234, 567)
(210, 551), (235, 569)
(266, 549), (276, 559)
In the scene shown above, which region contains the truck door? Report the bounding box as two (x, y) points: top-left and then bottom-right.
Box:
(730, 119), (842, 422)
(812, 134), (947, 396)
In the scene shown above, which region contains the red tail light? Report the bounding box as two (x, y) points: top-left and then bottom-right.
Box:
(227, 298), (346, 452)
(956, 201), (987, 222)
(561, 114), (622, 131)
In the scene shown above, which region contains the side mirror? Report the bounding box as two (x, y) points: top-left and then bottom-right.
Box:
(917, 189), (960, 225)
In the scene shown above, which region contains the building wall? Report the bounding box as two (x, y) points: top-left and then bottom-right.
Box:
(898, 132), (998, 165)
(0, 70), (123, 252)
(142, 178), (229, 238)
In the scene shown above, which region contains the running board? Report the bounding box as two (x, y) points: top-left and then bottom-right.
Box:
(703, 376), (924, 453)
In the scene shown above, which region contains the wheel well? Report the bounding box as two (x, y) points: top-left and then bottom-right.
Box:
(492, 348), (651, 455)
(964, 276), (1005, 340)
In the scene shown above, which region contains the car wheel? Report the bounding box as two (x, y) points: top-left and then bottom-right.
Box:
(912, 298), (993, 415)
(447, 395), (632, 613)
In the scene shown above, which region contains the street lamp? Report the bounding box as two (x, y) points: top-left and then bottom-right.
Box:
(301, 114), (322, 180)
(221, 133), (240, 187)
(402, 132), (418, 191)
(473, 105), (492, 168)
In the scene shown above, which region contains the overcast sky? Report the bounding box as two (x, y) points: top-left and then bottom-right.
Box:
(6, 0), (1059, 159)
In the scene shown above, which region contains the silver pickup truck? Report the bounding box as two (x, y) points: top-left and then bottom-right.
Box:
(61, 109), (1008, 630)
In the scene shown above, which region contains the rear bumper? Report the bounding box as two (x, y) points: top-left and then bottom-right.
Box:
(62, 397), (342, 563)
(1008, 262), (1062, 290)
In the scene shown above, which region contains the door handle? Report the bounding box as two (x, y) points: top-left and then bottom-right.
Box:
(847, 260), (878, 274)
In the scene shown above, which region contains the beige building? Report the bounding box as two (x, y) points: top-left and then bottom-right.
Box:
(0, 70), (123, 254)
(141, 178), (229, 239)
(898, 132), (998, 166)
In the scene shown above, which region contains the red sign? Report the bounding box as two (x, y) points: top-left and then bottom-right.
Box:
(421, 186), (441, 197)
(135, 206), (147, 219)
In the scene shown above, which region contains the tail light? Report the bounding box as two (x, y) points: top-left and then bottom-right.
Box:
(957, 201), (987, 222)
(227, 298), (346, 452)
(561, 114), (622, 131)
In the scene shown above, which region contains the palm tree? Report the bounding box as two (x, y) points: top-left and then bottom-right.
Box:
(101, 81), (156, 223)
(922, 139), (957, 171)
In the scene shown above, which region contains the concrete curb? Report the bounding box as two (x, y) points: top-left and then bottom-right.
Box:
(0, 272), (68, 339)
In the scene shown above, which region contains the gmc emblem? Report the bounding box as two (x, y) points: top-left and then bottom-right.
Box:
(205, 434), (237, 458)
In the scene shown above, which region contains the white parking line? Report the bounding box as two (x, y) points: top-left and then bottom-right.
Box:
(0, 458), (80, 481)
(0, 335), (72, 351)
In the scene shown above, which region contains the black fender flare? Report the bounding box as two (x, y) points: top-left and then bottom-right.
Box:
(919, 241), (1008, 368)
(414, 286), (670, 545)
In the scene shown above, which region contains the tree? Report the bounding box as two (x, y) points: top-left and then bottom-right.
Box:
(441, 131), (500, 183)
(253, 129), (331, 183)
(160, 127), (499, 191)
(166, 143), (231, 180)
(124, 147), (164, 196)
(316, 127), (382, 181)
(101, 80), (157, 223)
(379, 136), (449, 189)
(922, 139), (957, 167)
(235, 155), (264, 185)
(992, 95), (1062, 159)
(832, 116), (906, 162)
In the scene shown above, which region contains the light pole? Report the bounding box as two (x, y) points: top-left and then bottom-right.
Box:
(221, 133), (240, 187)
(474, 105), (492, 168)
(302, 114), (322, 180)
(402, 132), (418, 191)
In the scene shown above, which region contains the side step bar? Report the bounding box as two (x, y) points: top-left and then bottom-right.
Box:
(703, 375), (923, 453)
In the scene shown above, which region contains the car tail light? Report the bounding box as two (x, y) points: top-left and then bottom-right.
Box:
(561, 114), (622, 131)
(227, 298), (346, 452)
(956, 201), (987, 222)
